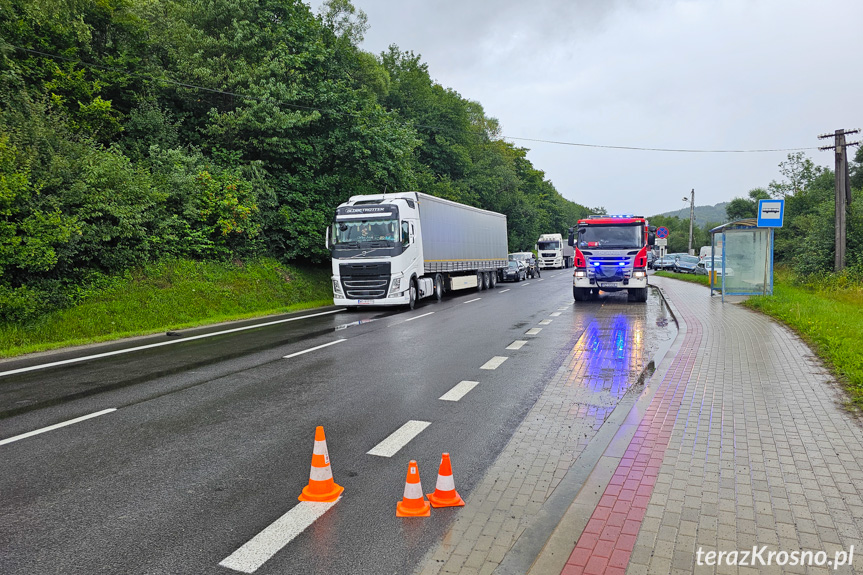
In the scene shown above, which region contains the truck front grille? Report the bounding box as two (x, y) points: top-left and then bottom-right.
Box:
(340, 262), (391, 299)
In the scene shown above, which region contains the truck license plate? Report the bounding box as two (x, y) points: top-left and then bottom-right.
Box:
(599, 283), (619, 288)
(358, 299), (373, 304)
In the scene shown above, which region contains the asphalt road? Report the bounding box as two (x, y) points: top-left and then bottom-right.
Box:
(0, 270), (669, 575)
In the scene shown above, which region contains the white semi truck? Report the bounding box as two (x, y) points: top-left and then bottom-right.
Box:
(327, 192), (509, 309)
(536, 233), (565, 269)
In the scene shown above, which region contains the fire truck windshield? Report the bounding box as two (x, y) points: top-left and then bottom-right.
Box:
(578, 225), (643, 249)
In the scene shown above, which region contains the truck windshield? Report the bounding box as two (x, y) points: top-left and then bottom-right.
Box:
(537, 241), (560, 250)
(332, 219), (399, 246)
(578, 225), (643, 249)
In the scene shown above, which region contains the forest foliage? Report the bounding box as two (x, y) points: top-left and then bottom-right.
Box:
(0, 0), (592, 322)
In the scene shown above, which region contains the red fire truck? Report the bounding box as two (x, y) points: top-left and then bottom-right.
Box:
(567, 214), (656, 302)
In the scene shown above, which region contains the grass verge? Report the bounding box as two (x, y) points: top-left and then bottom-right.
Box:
(0, 258), (333, 358)
(653, 270), (710, 286)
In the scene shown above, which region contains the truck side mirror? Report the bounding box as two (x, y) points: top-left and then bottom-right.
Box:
(648, 232), (656, 246)
(325, 225), (331, 250)
(567, 228), (575, 246)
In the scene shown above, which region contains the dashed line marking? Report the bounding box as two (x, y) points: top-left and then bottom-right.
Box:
(367, 420), (431, 457)
(550, 312), (562, 317)
(404, 312), (434, 322)
(0, 408), (116, 447)
(439, 381), (479, 401)
(499, 289), (511, 293)
(506, 340), (528, 350)
(526, 328), (542, 335)
(480, 356), (508, 370)
(521, 282), (531, 286)
(463, 298), (481, 304)
(283, 339), (346, 359)
(219, 500), (340, 573)
(538, 319), (552, 325)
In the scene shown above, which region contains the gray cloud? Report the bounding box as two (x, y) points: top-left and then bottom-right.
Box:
(310, 0), (861, 216)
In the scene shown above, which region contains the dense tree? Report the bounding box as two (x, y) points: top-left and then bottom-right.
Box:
(0, 0), (590, 321)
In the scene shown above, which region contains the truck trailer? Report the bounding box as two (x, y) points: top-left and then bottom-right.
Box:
(568, 214), (655, 302)
(327, 192), (508, 309)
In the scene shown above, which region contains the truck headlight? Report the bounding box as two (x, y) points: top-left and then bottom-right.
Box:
(574, 270), (587, 278)
(633, 271), (646, 278)
(332, 279), (344, 297)
(391, 277), (401, 291)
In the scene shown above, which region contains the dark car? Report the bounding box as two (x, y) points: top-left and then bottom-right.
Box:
(673, 254), (700, 274)
(646, 251), (656, 269)
(502, 260), (527, 282)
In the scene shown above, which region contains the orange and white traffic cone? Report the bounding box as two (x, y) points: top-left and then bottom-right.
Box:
(396, 460), (431, 517)
(427, 453), (465, 507)
(298, 426), (344, 502)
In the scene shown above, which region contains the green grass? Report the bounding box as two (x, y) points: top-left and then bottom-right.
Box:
(0, 258), (333, 358)
(744, 274), (863, 410)
(653, 270), (711, 286)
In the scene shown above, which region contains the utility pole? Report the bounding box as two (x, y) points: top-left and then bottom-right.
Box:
(682, 188), (694, 255)
(819, 129), (860, 272)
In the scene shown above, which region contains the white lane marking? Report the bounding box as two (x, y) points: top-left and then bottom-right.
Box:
(499, 289), (511, 293)
(219, 499), (339, 573)
(463, 298), (481, 304)
(550, 312), (561, 317)
(506, 340), (527, 350)
(283, 339), (346, 359)
(537, 278), (544, 281)
(557, 307), (569, 310)
(0, 408), (116, 447)
(520, 282), (531, 286)
(526, 328), (542, 335)
(538, 319), (552, 325)
(404, 312), (434, 322)
(480, 356), (508, 370)
(367, 420), (431, 457)
(439, 381), (479, 401)
(0, 309), (346, 379)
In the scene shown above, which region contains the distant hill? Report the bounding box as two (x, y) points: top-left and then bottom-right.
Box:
(651, 202), (729, 228)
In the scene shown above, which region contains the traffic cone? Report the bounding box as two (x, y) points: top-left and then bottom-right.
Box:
(427, 453), (465, 508)
(396, 460), (431, 517)
(298, 426), (344, 502)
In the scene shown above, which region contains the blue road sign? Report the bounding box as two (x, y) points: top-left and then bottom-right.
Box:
(757, 199), (785, 227)
(656, 226), (670, 238)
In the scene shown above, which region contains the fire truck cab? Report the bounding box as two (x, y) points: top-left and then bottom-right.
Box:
(568, 214), (656, 302)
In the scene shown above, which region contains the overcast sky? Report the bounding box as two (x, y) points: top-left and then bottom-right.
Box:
(309, 0), (861, 217)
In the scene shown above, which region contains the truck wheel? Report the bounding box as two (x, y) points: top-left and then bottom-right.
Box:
(483, 271), (491, 289)
(408, 279), (417, 309)
(489, 272), (497, 288)
(477, 271), (484, 290)
(434, 274), (443, 301)
(573, 287), (587, 301)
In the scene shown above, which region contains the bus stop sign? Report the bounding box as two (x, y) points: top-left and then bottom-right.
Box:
(757, 199), (785, 227)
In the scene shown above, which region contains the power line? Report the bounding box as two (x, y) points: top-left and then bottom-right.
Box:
(6, 43), (819, 154)
(502, 136), (818, 153)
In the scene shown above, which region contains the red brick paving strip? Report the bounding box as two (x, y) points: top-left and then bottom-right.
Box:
(561, 303), (702, 575)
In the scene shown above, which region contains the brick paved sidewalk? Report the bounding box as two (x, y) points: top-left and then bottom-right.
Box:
(559, 277), (863, 575)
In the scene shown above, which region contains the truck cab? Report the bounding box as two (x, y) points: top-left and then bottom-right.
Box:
(568, 215), (655, 302)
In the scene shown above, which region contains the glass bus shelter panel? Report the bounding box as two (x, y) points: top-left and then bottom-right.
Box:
(721, 228), (771, 295)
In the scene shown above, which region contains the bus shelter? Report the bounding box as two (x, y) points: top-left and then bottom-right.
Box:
(707, 219), (774, 302)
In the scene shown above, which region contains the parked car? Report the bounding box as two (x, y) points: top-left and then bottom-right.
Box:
(646, 251), (656, 269)
(502, 260), (527, 282)
(696, 259), (735, 278)
(653, 254), (678, 271)
(673, 254), (700, 274)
